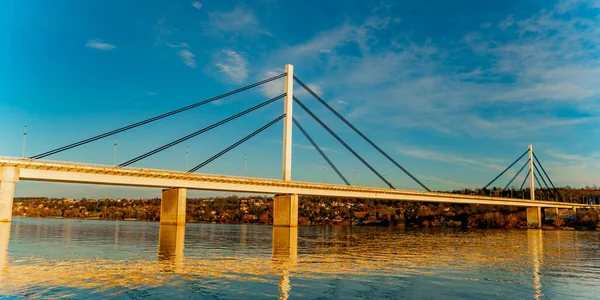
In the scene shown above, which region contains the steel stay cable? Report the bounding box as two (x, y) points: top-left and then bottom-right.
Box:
(533, 162), (551, 192)
(520, 171), (530, 190)
(293, 117), (350, 186)
(532, 152), (563, 201)
(119, 94), (284, 167)
(482, 150), (529, 190)
(188, 115), (284, 173)
(534, 168), (546, 200)
(294, 96), (394, 189)
(503, 159), (530, 191)
(293, 76), (428, 191)
(534, 162), (558, 201)
(31, 73), (286, 159)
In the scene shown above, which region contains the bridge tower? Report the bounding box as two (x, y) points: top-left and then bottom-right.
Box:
(526, 144), (541, 227)
(274, 64), (299, 227)
(282, 64), (293, 182)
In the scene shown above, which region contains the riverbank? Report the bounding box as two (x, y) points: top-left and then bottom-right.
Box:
(11, 196), (600, 230)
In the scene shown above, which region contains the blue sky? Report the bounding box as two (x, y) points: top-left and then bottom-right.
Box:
(1, 0), (599, 198)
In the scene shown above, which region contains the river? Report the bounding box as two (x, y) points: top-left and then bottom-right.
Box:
(1, 218), (599, 299)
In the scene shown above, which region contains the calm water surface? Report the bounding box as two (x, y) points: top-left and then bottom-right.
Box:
(1, 218), (599, 299)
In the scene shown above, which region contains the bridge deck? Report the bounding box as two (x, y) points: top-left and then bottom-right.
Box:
(0, 157), (588, 209)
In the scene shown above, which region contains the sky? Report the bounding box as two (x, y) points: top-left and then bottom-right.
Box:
(1, 0), (599, 198)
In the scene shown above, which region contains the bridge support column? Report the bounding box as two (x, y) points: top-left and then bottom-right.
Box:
(527, 207), (541, 228)
(273, 194), (298, 227)
(160, 188), (187, 225)
(0, 167), (19, 222)
(551, 207), (559, 219)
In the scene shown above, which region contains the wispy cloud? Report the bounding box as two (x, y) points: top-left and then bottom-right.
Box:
(546, 150), (600, 163)
(267, 16), (390, 66)
(166, 42), (189, 49)
(295, 83), (323, 99)
(178, 49), (196, 68)
(260, 69), (284, 98)
(153, 18), (197, 68)
(397, 146), (505, 171)
(258, 69), (323, 100)
(192, 1), (202, 9)
(258, 0), (600, 142)
(416, 174), (478, 190)
(204, 6), (270, 37)
(154, 18), (179, 46)
(215, 50), (248, 83)
(85, 39), (116, 50)
(293, 142), (335, 153)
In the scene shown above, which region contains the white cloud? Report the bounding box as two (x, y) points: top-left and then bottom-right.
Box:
(166, 42), (189, 49)
(546, 150), (600, 163)
(85, 39), (116, 50)
(153, 18), (196, 69)
(260, 69), (284, 98)
(397, 147), (505, 171)
(154, 18), (179, 46)
(178, 49), (196, 68)
(293, 142), (335, 153)
(192, 1), (202, 9)
(215, 50), (248, 83)
(258, 70), (323, 99)
(416, 174), (478, 190)
(204, 7), (270, 37)
(217, 0), (599, 187)
(296, 83), (322, 99)
(259, 1), (600, 142)
(153, 19), (195, 69)
(346, 106), (369, 120)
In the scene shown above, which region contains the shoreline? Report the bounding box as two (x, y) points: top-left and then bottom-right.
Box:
(11, 216), (599, 231)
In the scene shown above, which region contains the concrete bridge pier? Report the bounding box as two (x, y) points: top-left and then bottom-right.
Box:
(160, 188), (187, 225)
(273, 194), (298, 227)
(527, 207), (541, 228)
(0, 167), (19, 222)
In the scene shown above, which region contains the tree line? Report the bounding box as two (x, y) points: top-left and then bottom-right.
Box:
(12, 187), (600, 230)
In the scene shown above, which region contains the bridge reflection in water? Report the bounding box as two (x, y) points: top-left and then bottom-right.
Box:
(155, 224), (298, 299)
(156, 225), (299, 298)
(158, 224), (185, 272)
(528, 229), (543, 300)
(272, 227), (298, 300)
(3, 221), (598, 299)
(0, 223), (9, 276)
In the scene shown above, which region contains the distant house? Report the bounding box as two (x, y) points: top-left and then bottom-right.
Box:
(354, 212), (369, 219)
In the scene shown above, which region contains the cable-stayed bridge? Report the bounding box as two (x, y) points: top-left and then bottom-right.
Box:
(0, 65), (593, 227)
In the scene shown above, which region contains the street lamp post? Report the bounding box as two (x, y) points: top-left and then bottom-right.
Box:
(22, 125), (27, 158)
(113, 137), (118, 166)
(186, 145), (189, 171)
(244, 153), (247, 177)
